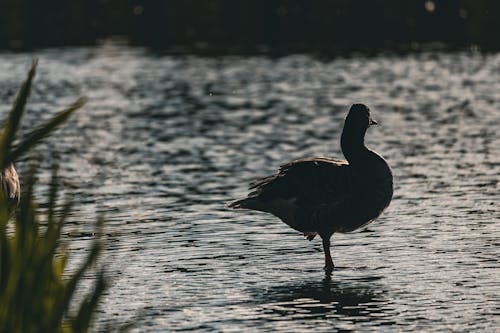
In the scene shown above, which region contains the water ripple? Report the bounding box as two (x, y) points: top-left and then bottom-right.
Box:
(0, 47), (499, 331)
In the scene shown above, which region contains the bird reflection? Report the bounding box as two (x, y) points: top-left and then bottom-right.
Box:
(253, 277), (386, 320)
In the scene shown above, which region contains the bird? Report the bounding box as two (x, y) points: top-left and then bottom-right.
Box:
(1, 162), (20, 210)
(228, 104), (393, 274)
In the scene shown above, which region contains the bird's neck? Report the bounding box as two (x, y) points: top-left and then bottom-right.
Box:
(341, 127), (369, 164)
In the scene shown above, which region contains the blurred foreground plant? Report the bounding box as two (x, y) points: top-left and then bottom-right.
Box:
(0, 60), (106, 333)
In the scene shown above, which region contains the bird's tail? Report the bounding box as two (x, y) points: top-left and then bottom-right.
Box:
(227, 195), (263, 209)
(227, 198), (249, 209)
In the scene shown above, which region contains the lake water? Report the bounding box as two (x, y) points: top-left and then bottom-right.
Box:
(0, 45), (499, 331)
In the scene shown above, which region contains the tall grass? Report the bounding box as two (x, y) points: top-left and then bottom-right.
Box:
(0, 60), (106, 333)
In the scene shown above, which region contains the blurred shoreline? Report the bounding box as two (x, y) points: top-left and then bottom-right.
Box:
(1, 0), (499, 54)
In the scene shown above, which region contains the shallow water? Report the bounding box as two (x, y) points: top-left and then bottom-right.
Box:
(0, 46), (499, 331)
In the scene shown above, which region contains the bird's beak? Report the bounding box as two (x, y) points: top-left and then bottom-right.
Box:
(369, 118), (378, 126)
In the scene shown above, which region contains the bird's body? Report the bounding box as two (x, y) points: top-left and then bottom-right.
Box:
(229, 104), (393, 273)
(1, 163), (20, 208)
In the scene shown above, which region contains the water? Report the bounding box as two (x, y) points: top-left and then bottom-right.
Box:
(0, 45), (499, 331)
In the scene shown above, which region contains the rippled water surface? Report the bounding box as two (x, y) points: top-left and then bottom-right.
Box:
(1, 46), (499, 331)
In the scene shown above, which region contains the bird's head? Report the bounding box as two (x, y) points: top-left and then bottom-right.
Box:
(345, 104), (377, 130)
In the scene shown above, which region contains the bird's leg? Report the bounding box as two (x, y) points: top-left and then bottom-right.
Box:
(322, 237), (334, 275)
(303, 232), (317, 241)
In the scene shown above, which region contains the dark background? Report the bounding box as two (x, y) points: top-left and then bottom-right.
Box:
(1, 0), (499, 54)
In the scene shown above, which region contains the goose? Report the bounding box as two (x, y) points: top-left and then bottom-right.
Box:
(1, 163), (20, 209)
(228, 104), (393, 274)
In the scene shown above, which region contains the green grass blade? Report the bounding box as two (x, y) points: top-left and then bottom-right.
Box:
(0, 59), (37, 168)
(72, 270), (107, 333)
(59, 241), (101, 319)
(47, 164), (59, 224)
(5, 97), (86, 165)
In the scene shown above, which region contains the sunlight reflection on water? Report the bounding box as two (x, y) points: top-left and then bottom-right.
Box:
(0, 45), (498, 331)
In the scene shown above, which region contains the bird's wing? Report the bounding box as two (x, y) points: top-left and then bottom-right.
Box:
(249, 157), (351, 205)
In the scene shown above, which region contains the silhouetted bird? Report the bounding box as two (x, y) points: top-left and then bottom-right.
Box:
(229, 104), (393, 274)
(1, 163), (20, 209)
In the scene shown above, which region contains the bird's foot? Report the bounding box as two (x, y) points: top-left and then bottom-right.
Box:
(324, 264), (334, 277)
(303, 232), (317, 241)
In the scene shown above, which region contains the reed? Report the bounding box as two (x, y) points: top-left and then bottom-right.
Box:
(0, 60), (105, 333)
